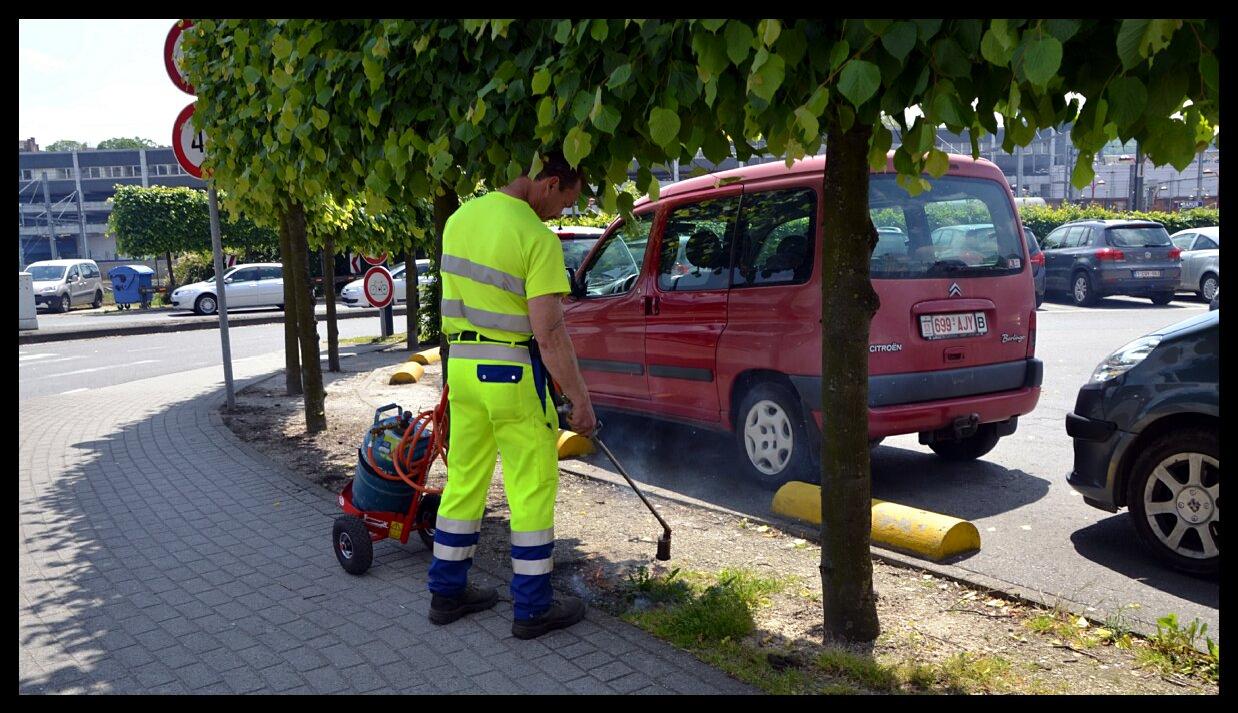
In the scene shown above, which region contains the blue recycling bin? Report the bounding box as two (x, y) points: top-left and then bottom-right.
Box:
(108, 265), (155, 310)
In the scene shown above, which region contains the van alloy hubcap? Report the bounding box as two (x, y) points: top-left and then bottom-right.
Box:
(744, 400), (793, 475)
(1143, 452), (1220, 560)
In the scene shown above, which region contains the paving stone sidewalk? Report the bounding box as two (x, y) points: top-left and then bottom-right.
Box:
(19, 352), (757, 694)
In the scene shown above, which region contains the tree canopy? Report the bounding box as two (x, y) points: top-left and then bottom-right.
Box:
(108, 184), (278, 258)
(45, 139), (88, 152)
(97, 136), (159, 150)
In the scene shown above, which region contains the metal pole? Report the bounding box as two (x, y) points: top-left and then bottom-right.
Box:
(1196, 150), (1204, 203)
(381, 303), (394, 337)
(1016, 146), (1024, 198)
(42, 175), (59, 260)
(672, 159), (679, 183)
(71, 151), (88, 258)
(207, 186), (236, 410)
(1133, 145), (1144, 210)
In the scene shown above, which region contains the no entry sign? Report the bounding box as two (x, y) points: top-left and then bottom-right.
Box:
(363, 266), (395, 309)
(164, 20), (195, 94)
(172, 103), (206, 178)
(363, 253), (388, 266)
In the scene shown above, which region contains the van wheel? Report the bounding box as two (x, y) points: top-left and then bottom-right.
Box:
(1126, 428), (1219, 575)
(195, 294), (218, 316)
(1071, 271), (1098, 307)
(1149, 292), (1175, 306)
(92, 290), (104, 308)
(1198, 273), (1218, 302)
(928, 423), (1000, 461)
(736, 382), (813, 489)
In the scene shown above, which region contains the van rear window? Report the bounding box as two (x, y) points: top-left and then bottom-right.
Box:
(868, 176), (1024, 279)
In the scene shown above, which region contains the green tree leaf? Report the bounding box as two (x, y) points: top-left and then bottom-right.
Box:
(591, 103), (621, 134)
(648, 107), (682, 152)
(880, 21), (917, 61)
(747, 52), (785, 102)
(1106, 76), (1147, 131)
(531, 68), (552, 95)
(980, 28), (1014, 66)
(794, 107), (819, 140)
(837, 60), (881, 108)
(1020, 34), (1062, 88)
(924, 148), (950, 178)
(607, 63), (632, 89)
(725, 21), (754, 66)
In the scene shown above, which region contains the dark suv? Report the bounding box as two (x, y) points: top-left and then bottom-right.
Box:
(1065, 310), (1219, 574)
(1040, 220), (1181, 306)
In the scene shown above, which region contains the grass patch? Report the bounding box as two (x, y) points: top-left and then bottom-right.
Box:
(1021, 606), (1109, 649)
(1136, 614), (1219, 684)
(813, 648), (1013, 694)
(339, 331), (409, 346)
(625, 568), (782, 648)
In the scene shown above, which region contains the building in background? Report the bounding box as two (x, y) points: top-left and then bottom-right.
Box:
(18, 144), (206, 271)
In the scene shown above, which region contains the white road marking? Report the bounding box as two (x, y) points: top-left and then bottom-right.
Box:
(31, 359), (161, 380)
(19, 353), (57, 361)
(19, 355), (86, 365)
(60, 388), (89, 395)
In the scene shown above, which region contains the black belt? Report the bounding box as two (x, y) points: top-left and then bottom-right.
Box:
(447, 330), (532, 347)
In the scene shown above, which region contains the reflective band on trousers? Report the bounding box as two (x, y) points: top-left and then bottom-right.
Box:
(435, 516), (483, 535)
(510, 528), (554, 547)
(512, 557), (554, 576)
(442, 254), (525, 296)
(442, 299), (532, 333)
(434, 543), (477, 561)
(449, 342), (532, 365)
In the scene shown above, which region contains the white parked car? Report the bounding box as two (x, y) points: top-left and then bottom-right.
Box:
(1170, 227), (1219, 301)
(169, 263), (285, 315)
(26, 259), (105, 312)
(340, 260), (431, 307)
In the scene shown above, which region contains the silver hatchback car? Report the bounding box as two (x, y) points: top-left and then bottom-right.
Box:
(1170, 226), (1219, 301)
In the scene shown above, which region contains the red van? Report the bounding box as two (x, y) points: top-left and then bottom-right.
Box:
(563, 154), (1043, 487)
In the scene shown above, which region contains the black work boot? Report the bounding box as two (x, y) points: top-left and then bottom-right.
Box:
(428, 584), (499, 625)
(511, 595), (587, 640)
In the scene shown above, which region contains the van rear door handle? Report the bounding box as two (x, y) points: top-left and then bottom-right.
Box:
(643, 296), (660, 315)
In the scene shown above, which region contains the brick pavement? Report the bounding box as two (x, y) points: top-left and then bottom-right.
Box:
(19, 352), (757, 694)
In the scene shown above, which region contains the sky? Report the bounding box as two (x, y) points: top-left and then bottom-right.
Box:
(19, 19), (193, 148)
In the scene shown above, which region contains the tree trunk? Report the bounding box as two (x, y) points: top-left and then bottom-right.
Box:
(278, 211), (302, 396)
(405, 243), (420, 351)
(284, 203), (326, 433)
(322, 236), (340, 372)
(819, 124), (881, 643)
(432, 187), (459, 387)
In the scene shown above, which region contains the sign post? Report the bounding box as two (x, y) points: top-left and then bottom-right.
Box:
(167, 20), (234, 409)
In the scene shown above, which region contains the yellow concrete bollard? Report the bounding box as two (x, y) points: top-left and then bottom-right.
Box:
(389, 363), (426, 385)
(407, 346), (441, 365)
(771, 481), (980, 561)
(556, 429), (595, 459)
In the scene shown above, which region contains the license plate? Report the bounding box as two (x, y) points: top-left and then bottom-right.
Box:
(1134, 270), (1162, 278)
(920, 312), (988, 340)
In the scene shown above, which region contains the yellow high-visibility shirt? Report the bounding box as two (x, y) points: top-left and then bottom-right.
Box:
(440, 191), (570, 342)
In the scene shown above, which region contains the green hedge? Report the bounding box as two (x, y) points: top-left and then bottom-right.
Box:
(1019, 204), (1219, 238)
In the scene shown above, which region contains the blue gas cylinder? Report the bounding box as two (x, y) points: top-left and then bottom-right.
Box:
(352, 423), (435, 514)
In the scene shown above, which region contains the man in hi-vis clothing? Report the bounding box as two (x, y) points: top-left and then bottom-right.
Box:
(428, 151), (598, 640)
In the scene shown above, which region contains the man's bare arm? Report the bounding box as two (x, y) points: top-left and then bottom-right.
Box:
(528, 294), (596, 435)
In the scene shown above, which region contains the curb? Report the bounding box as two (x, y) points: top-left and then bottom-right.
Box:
(18, 304), (408, 345)
(770, 481), (981, 562)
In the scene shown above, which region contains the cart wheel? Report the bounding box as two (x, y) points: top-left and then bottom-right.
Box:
(414, 494), (440, 551)
(332, 516), (373, 575)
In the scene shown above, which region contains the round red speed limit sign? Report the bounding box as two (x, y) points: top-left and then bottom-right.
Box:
(164, 20), (195, 94)
(172, 103), (206, 178)
(363, 253), (388, 266)
(363, 266), (395, 309)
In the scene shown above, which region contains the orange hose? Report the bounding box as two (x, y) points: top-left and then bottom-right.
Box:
(362, 386), (449, 496)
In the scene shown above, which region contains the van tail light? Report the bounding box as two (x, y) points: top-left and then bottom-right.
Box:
(1027, 309), (1037, 358)
(1029, 252), (1045, 267)
(1168, 247), (1182, 261)
(1095, 247), (1126, 261)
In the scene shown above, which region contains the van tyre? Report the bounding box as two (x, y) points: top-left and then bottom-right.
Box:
(1126, 428), (1219, 576)
(92, 290), (103, 308)
(928, 423), (1001, 461)
(333, 516), (374, 575)
(1149, 292), (1175, 306)
(1071, 271), (1098, 307)
(195, 294), (218, 316)
(737, 382), (813, 489)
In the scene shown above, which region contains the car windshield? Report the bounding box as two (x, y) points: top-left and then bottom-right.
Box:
(28, 265), (66, 281)
(561, 237), (600, 271)
(868, 176), (1024, 279)
(1107, 226), (1171, 247)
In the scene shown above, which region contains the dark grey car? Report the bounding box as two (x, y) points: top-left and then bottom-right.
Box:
(1066, 310), (1218, 575)
(1040, 220), (1181, 306)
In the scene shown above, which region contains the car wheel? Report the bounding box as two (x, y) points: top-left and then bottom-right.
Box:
(1125, 428), (1219, 576)
(194, 294), (218, 316)
(1071, 271), (1097, 307)
(92, 290), (103, 309)
(415, 493), (440, 551)
(59, 293), (71, 313)
(928, 423), (1001, 461)
(332, 516), (374, 575)
(1149, 292), (1175, 306)
(736, 382), (814, 489)
(1199, 273), (1219, 303)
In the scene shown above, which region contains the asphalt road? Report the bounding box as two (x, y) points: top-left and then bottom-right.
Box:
(18, 313), (399, 399)
(19, 293), (1218, 641)
(572, 294), (1218, 639)
(28, 301), (400, 332)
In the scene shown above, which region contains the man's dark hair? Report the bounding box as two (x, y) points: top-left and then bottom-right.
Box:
(526, 150), (585, 189)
